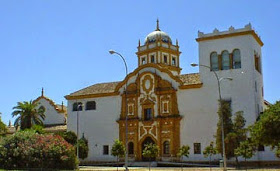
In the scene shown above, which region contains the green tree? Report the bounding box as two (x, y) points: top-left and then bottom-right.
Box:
(56, 131), (77, 145)
(203, 142), (217, 171)
(77, 136), (89, 160)
(142, 143), (159, 171)
(31, 125), (45, 134)
(111, 140), (125, 171)
(0, 119), (7, 135)
(250, 101), (280, 158)
(12, 101), (45, 130)
(216, 100), (234, 159)
(276, 143), (280, 158)
(177, 145), (190, 171)
(225, 111), (247, 165)
(234, 140), (256, 169)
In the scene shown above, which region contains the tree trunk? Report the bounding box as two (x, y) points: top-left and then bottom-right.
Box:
(149, 157), (151, 171)
(117, 156), (118, 171)
(209, 155), (212, 171)
(245, 157), (247, 171)
(235, 156), (239, 169)
(181, 156), (183, 171)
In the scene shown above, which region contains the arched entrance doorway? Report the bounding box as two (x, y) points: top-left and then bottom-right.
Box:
(141, 137), (156, 161)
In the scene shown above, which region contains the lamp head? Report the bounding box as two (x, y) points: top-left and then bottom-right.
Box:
(109, 50), (116, 54)
(227, 77), (233, 81)
(190, 63), (198, 67)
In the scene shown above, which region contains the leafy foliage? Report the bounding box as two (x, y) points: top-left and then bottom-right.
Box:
(0, 119), (7, 135)
(250, 101), (280, 158)
(177, 145), (190, 158)
(12, 101), (46, 130)
(111, 139), (125, 158)
(0, 130), (77, 169)
(203, 142), (217, 158)
(142, 143), (159, 171)
(142, 143), (159, 159)
(234, 140), (256, 160)
(216, 100), (234, 158)
(31, 124), (45, 134)
(77, 137), (89, 160)
(276, 143), (280, 158)
(225, 111), (247, 162)
(55, 131), (88, 159)
(111, 139), (125, 170)
(250, 101), (280, 147)
(55, 131), (77, 145)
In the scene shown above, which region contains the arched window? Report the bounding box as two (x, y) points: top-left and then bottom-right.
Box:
(151, 55), (155, 63)
(163, 141), (170, 154)
(222, 50), (230, 70)
(73, 102), (83, 111)
(128, 142), (134, 155)
(38, 106), (45, 113)
(233, 49), (241, 69)
(210, 52), (218, 71)
(86, 101), (96, 110)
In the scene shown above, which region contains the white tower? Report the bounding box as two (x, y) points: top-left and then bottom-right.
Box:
(196, 24), (264, 126)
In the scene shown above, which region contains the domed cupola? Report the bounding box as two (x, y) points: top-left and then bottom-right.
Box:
(136, 19), (182, 76)
(144, 20), (172, 44)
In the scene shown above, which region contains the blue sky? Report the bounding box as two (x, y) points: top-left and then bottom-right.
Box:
(0, 0), (279, 124)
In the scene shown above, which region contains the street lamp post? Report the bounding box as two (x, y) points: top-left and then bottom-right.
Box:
(191, 63), (232, 171)
(77, 103), (83, 163)
(109, 50), (129, 171)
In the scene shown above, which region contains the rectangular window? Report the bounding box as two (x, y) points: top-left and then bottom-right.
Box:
(255, 55), (261, 73)
(194, 143), (201, 154)
(172, 57), (176, 66)
(255, 81), (257, 92)
(103, 145), (109, 155)
(142, 57), (146, 65)
(151, 55), (155, 63)
(144, 108), (152, 121)
(257, 104), (260, 116)
(164, 55), (168, 64)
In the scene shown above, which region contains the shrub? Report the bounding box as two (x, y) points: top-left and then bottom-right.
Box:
(0, 130), (78, 169)
(31, 124), (45, 134)
(56, 131), (77, 145)
(77, 137), (89, 160)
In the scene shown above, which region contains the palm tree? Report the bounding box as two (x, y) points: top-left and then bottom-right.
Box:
(12, 100), (45, 130)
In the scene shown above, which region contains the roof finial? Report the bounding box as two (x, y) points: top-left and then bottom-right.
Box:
(41, 87), (44, 96)
(138, 39), (141, 46)
(156, 18), (160, 31)
(62, 101), (64, 111)
(176, 39), (178, 46)
(9, 120), (12, 127)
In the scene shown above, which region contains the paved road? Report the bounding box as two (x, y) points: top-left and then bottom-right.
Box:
(79, 166), (280, 171)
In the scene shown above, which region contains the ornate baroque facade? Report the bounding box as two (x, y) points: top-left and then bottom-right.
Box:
(65, 21), (278, 162)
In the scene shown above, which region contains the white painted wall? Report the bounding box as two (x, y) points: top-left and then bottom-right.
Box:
(36, 98), (65, 125)
(66, 26), (277, 162)
(67, 96), (121, 161)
